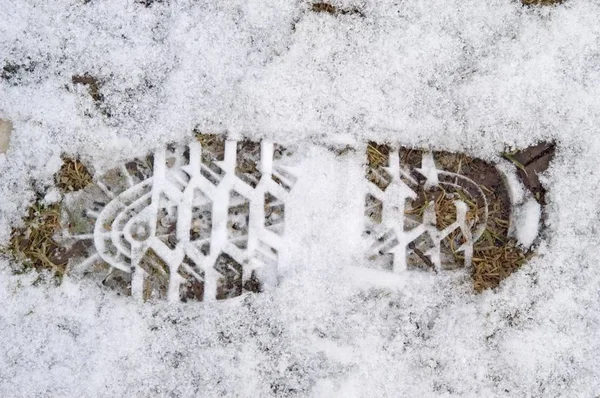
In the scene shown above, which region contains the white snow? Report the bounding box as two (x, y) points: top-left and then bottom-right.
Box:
(514, 198), (541, 248)
(496, 160), (542, 248)
(43, 188), (61, 205)
(2, 0), (600, 396)
(496, 161), (526, 206)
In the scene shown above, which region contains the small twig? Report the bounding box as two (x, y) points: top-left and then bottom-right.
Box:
(408, 241), (436, 271)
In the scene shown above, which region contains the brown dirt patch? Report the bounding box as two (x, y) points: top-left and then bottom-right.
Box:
(6, 202), (67, 278)
(522, 0), (564, 5)
(72, 74), (103, 103)
(503, 142), (555, 205)
(56, 157), (93, 193)
(72, 73), (112, 117)
(311, 2), (365, 17)
(5, 157), (94, 277)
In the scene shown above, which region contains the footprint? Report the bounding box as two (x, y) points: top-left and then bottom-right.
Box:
(62, 135), (299, 302)
(363, 143), (554, 291)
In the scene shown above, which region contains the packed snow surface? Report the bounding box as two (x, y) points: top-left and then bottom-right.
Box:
(2, 0), (600, 396)
(514, 198), (541, 248)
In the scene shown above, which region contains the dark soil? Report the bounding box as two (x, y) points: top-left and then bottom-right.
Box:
(311, 2), (365, 17)
(508, 142), (555, 204)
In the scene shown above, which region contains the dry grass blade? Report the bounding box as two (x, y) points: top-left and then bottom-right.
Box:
(56, 157), (93, 193)
(195, 131), (225, 159)
(5, 156), (94, 278)
(471, 240), (532, 292)
(5, 202), (67, 278)
(367, 142), (389, 168)
(502, 152), (528, 175)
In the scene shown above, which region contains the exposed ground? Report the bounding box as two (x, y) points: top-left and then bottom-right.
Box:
(4, 158), (93, 279)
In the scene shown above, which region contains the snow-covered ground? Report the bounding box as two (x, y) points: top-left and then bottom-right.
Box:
(2, 0), (600, 396)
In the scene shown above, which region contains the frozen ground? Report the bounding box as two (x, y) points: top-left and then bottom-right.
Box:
(2, 0), (600, 396)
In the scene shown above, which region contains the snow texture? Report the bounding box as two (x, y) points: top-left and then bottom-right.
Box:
(2, 0), (600, 396)
(496, 161), (527, 206)
(514, 198), (541, 248)
(496, 161), (541, 248)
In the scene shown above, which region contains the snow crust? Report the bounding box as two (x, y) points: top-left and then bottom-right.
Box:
(2, 0), (600, 396)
